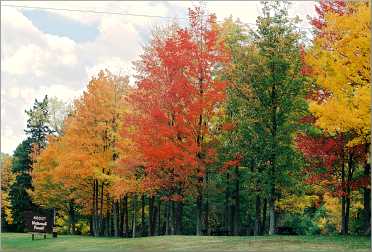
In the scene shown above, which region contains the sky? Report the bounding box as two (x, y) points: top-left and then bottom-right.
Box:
(1, 1), (317, 155)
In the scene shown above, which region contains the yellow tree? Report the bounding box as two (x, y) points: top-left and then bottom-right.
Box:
(305, 2), (370, 234)
(1, 154), (15, 227)
(31, 70), (130, 236)
(306, 2), (370, 146)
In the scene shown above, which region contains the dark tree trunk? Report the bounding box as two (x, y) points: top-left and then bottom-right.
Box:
(124, 195), (129, 237)
(344, 153), (354, 235)
(230, 204), (235, 235)
(363, 163), (371, 234)
(233, 166), (240, 235)
(148, 196), (155, 236)
(105, 206), (110, 237)
(341, 149), (347, 235)
(119, 198), (124, 236)
(165, 201), (170, 235)
(170, 201), (175, 235)
(268, 195), (275, 235)
(113, 200), (118, 237)
(68, 201), (76, 235)
(268, 64), (277, 236)
(196, 193), (203, 235)
(100, 182), (104, 235)
(225, 171), (230, 235)
(93, 179), (99, 236)
(152, 204), (158, 236)
(175, 201), (183, 235)
(261, 198), (267, 235)
(141, 194), (145, 236)
(205, 170), (210, 235)
(90, 215), (94, 236)
(254, 195), (261, 236)
(132, 194), (137, 238)
(156, 199), (161, 236)
(345, 195), (350, 235)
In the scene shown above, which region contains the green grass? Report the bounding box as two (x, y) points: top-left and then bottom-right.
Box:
(1, 233), (370, 252)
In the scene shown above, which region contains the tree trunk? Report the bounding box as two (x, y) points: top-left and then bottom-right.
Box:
(230, 204), (235, 235)
(124, 195), (129, 237)
(105, 207), (110, 237)
(363, 163), (371, 234)
(268, 62), (277, 236)
(175, 201), (183, 235)
(341, 149), (347, 235)
(254, 195), (261, 236)
(148, 196), (155, 236)
(196, 193), (203, 235)
(156, 199), (161, 235)
(152, 204), (158, 236)
(92, 180), (96, 236)
(225, 171), (230, 235)
(341, 195), (346, 234)
(268, 196), (275, 235)
(113, 201), (118, 237)
(261, 198), (267, 235)
(119, 198), (124, 236)
(170, 201), (175, 235)
(100, 182), (104, 236)
(345, 194), (350, 235)
(233, 166), (240, 235)
(68, 201), (76, 235)
(132, 194), (136, 238)
(205, 170), (210, 235)
(93, 179), (99, 236)
(165, 201), (170, 235)
(141, 194), (145, 236)
(90, 215), (94, 236)
(344, 153), (354, 235)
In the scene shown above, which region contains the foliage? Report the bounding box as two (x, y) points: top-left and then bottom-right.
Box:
(1, 153), (15, 226)
(9, 2), (371, 238)
(9, 139), (34, 232)
(306, 2), (370, 147)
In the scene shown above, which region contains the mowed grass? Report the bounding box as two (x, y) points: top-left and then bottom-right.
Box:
(1, 233), (370, 252)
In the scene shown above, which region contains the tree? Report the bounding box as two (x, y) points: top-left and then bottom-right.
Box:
(247, 1), (307, 235)
(305, 1), (370, 234)
(1, 153), (15, 230)
(31, 70), (130, 236)
(47, 97), (72, 136)
(129, 6), (229, 235)
(9, 139), (33, 231)
(25, 95), (54, 152)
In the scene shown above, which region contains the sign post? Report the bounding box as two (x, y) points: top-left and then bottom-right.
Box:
(52, 208), (57, 238)
(24, 208), (54, 240)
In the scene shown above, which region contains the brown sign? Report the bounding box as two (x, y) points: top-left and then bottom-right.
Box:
(24, 209), (54, 233)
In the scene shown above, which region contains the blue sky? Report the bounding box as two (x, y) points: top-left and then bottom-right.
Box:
(22, 10), (100, 42)
(1, 1), (316, 154)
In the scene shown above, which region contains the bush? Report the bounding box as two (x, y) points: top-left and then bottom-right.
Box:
(280, 214), (320, 235)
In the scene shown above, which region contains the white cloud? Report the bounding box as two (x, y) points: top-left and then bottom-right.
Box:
(1, 1), (317, 154)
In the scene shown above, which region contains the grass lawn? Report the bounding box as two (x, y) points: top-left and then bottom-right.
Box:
(1, 233), (370, 252)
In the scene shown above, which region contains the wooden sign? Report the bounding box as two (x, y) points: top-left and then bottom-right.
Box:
(24, 209), (54, 233)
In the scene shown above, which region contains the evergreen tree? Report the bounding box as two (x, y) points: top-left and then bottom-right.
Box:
(25, 95), (53, 150)
(9, 95), (53, 231)
(9, 139), (33, 231)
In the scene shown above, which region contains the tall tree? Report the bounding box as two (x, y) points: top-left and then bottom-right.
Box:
(305, 1), (370, 234)
(129, 6), (229, 235)
(248, 1), (307, 234)
(9, 139), (33, 231)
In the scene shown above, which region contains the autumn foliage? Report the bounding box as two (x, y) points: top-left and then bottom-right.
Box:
(10, 3), (368, 237)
